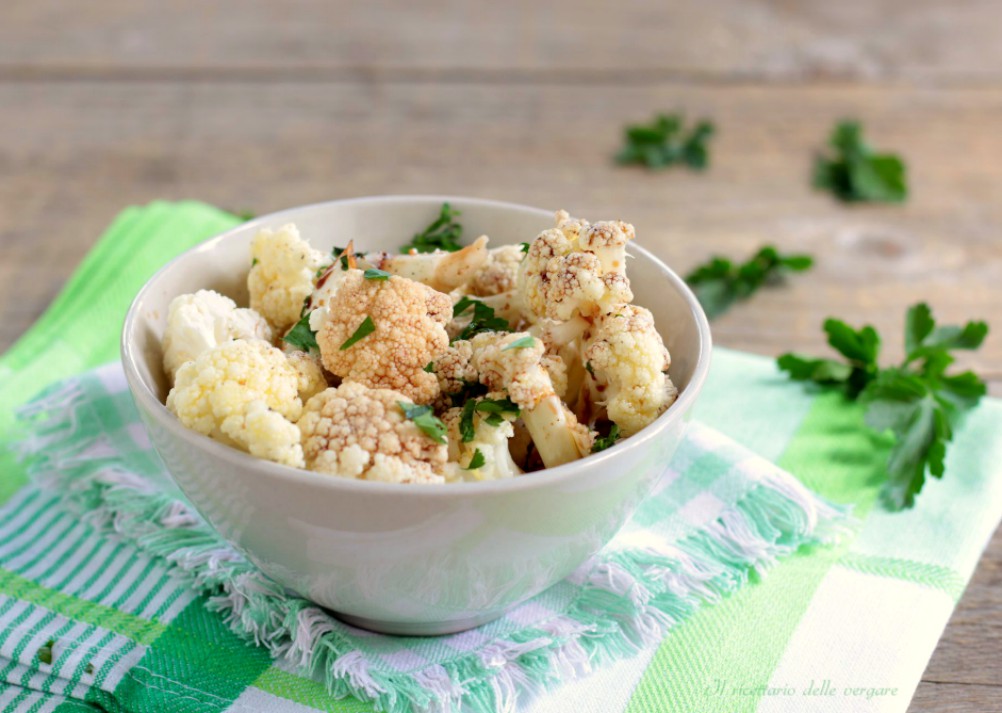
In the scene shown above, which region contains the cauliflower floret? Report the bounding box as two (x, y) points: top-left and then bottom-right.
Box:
(376, 236), (489, 293)
(529, 316), (589, 406)
(316, 270), (451, 404)
(583, 305), (678, 436)
(298, 382), (447, 484)
(441, 401), (522, 481)
(161, 290), (272, 381)
(166, 340), (304, 467)
(435, 339), (478, 397)
(517, 211), (635, 322)
(470, 244), (524, 296)
(248, 224), (326, 332)
(466, 332), (592, 467)
(285, 350), (328, 402)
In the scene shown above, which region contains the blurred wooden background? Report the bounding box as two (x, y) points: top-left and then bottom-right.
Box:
(0, 2), (999, 710)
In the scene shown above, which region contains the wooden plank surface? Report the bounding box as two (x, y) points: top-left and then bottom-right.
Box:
(3, 0), (1002, 83)
(0, 3), (999, 711)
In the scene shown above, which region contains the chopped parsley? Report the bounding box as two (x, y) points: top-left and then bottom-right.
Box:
(520, 242), (531, 254)
(400, 203), (464, 253)
(397, 402), (447, 444)
(813, 120), (907, 203)
(459, 397), (520, 442)
(685, 245), (813, 320)
(502, 336), (536, 351)
(463, 448), (486, 470)
(616, 113), (715, 171)
(453, 297), (511, 341)
(340, 316), (376, 350)
(591, 424), (621, 453)
(37, 639), (55, 665)
(283, 313), (318, 351)
(363, 268), (392, 281)
(423, 361), (435, 373)
(778, 303), (988, 509)
(459, 399), (478, 443)
(448, 380), (489, 407)
(251, 257), (259, 267)
(585, 361), (595, 377)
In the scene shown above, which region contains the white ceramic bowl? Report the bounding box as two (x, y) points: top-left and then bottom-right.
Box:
(121, 196), (712, 635)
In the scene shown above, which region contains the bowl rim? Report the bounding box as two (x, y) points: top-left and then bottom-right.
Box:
(121, 194), (713, 499)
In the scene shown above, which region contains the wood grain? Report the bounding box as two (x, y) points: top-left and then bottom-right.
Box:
(2, 81), (1001, 383)
(3, 0), (1002, 83)
(1, 3), (1000, 710)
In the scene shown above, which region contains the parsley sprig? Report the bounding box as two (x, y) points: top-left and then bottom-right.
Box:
(685, 246), (813, 319)
(778, 303), (988, 509)
(814, 120), (907, 203)
(398, 402), (447, 444)
(400, 203), (464, 253)
(616, 113), (715, 171)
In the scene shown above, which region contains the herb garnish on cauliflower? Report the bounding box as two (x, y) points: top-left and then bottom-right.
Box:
(298, 382), (447, 484)
(162, 204), (679, 483)
(315, 269), (452, 404)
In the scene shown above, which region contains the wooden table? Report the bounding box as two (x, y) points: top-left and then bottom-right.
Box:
(1, 2), (999, 710)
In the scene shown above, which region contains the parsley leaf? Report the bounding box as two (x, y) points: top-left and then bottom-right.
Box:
(813, 120), (907, 203)
(448, 380), (489, 407)
(363, 268), (392, 281)
(397, 402), (447, 443)
(591, 424), (621, 453)
(616, 113), (715, 171)
(459, 399), (477, 443)
(423, 361), (435, 373)
(502, 336), (536, 351)
(520, 242), (531, 254)
(340, 316), (376, 350)
(459, 396), (521, 443)
(400, 203), (464, 253)
(779, 303), (988, 509)
(283, 313), (318, 352)
(453, 298), (511, 341)
(464, 448), (486, 470)
(37, 639), (55, 665)
(686, 245), (813, 319)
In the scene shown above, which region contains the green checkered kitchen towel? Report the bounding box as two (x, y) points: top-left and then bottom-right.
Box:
(1, 201), (1001, 713)
(3, 363), (845, 713)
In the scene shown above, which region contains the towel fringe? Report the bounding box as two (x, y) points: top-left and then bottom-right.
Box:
(16, 375), (852, 713)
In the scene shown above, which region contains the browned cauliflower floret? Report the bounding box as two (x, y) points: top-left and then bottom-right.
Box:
(583, 305), (677, 436)
(248, 224), (326, 332)
(315, 270), (451, 404)
(435, 339), (477, 396)
(166, 340), (304, 468)
(298, 382), (447, 484)
(517, 211), (635, 322)
(470, 244), (524, 297)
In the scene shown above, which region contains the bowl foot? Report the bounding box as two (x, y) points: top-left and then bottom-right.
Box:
(334, 609), (507, 636)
